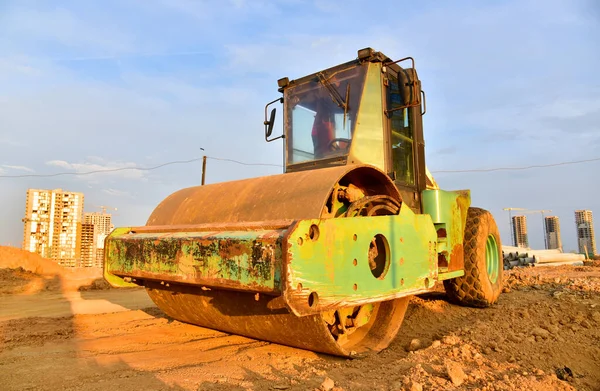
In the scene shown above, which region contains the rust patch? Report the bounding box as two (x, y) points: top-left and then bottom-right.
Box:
(190, 240), (219, 260)
(119, 270), (281, 294)
(337, 183), (366, 203)
(107, 227), (286, 294)
(448, 242), (464, 272)
(251, 240), (278, 282)
(218, 239), (250, 259)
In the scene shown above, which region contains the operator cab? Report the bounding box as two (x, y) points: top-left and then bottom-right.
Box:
(265, 48), (427, 210)
(284, 64), (366, 165)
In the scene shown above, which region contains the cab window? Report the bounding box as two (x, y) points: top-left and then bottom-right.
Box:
(285, 65), (366, 165)
(387, 70), (415, 186)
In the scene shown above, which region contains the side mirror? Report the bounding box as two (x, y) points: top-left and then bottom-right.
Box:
(398, 68), (421, 107)
(265, 108), (276, 138)
(264, 97), (284, 142)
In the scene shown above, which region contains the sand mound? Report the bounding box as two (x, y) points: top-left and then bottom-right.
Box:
(0, 246), (105, 292)
(0, 246), (66, 275)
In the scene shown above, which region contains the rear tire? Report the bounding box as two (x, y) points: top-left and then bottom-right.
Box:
(444, 207), (503, 307)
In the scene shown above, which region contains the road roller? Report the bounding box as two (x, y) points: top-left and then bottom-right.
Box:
(104, 47), (503, 357)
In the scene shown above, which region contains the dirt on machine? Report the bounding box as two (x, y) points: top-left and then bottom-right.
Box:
(103, 47), (504, 357)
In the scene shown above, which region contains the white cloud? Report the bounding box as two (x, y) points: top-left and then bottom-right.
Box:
(0, 137), (26, 147)
(0, 58), (42, 77)
(225, 37), (362, 79)
(102, 188), (132, 198)
(2, 7), (135, 55)
(156, 0), (282, 20)
(45, 159), (146, 180)
(536, 98), (600, 120)
(1, 165), (34, 172)
(155, 0), (212, 21)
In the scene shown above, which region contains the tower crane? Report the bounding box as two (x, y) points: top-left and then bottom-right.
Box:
(95, 205), (118, 215)
(503, 207), (527, 246)
(521, 209), (552, 249)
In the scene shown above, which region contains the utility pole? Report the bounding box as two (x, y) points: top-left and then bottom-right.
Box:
(200, 147), (206, 185)
(503, 207), (526, 246)
(201, 156), (207, 185)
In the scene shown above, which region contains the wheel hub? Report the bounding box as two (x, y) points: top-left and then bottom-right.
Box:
(485, 233), (499, 284)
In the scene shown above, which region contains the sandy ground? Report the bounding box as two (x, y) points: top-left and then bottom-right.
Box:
(0, 246), (599, 391)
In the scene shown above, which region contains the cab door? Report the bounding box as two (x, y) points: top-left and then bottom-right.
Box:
(384, 66), (426, 212)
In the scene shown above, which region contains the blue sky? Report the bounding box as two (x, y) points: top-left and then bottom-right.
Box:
(0, 0), (599, 252)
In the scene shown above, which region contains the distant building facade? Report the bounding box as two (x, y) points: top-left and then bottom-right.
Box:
(544, 216), (562, 251)
(22, 189), (84, 266)
(83, 212), (114, 267)
(575, 210), (596, 255)
(78, 223), (97, 267)
(512, 215), (529, 248)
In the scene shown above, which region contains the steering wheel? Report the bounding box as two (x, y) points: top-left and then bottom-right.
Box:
(328, 138), (351, 151)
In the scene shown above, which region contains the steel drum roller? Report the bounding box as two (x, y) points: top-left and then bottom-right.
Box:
(144, 165), (409, 357)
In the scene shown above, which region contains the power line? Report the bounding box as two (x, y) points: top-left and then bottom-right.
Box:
(207, 156), (282, 167)
(0, 156), (282, 179)
(1, 154), (598, 179)
(430, 156), (600, 174)
(0, 157), (203, 178)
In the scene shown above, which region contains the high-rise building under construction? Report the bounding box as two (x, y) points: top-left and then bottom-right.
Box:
(512, 215), (529, 248)
(22, 189), (84, 266)
(78, 222), (97, 267)
(83, 212), (114, 267)
(575, 210), (596, 255)
(544, 216), (562, 251)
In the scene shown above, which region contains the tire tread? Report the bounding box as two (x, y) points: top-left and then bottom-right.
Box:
(443, 207), (502, 308)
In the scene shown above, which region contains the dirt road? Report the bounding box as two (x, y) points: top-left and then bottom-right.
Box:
(1, 264), (599, 391)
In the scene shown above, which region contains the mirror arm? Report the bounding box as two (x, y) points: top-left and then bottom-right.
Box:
(267, 134), (285, 142)
(385, 101), (420, 117)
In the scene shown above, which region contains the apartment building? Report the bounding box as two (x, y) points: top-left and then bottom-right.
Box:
(78, 223), (97, 267)
(83, 212), (114, 267)
(575, 210), (596, 255)
(22, 189), (84, 266)
(544, 216), (562, 251)
(512, 215), (529, 248)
